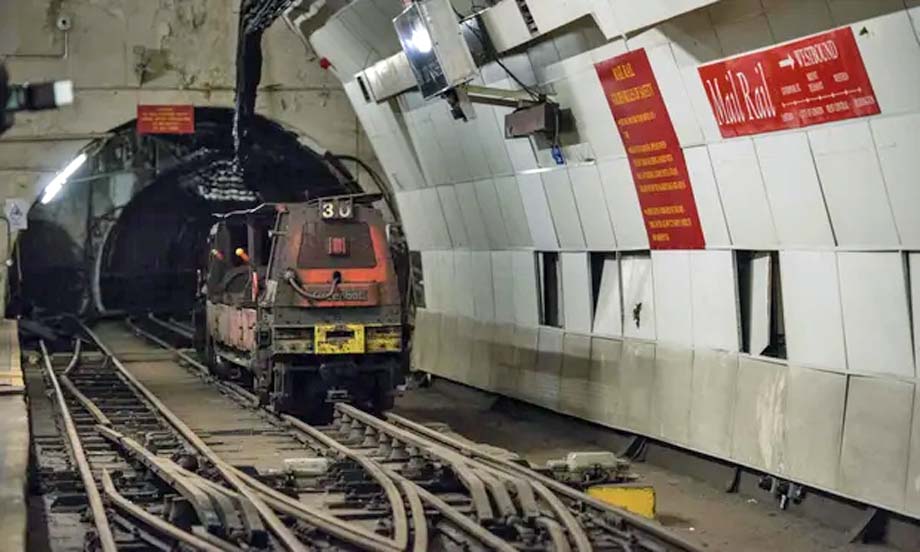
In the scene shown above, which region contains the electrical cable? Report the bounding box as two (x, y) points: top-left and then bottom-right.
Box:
(284, 269), (340, 301)
(449, 2), (543, 101)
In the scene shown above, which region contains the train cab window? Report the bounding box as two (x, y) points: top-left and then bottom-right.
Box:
(298, 221), (377, 269)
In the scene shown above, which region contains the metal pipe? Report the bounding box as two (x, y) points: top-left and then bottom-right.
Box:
(38, 340), (118, 552)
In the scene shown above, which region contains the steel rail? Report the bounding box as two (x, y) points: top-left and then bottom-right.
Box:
(399, 478), (429, 552)
(337, 408), (497, 523)
(288, 411), (515, 551)
(382, 414), (591, 552)
(283, 414), (410, 550)
(334, 406), (522, 552)
(95, 425), (231, 537)
(62, 337), (82, 376)
(127, 318), (211, 375)
(59, 374), (112, 427)
(349, 406), (594, 552)
(78, 323), (307, 552)
(50, 340), (258, 548)
(100, 469), (236, 552)
(147, 313), (195, 340)
(99, 425), (270, 547)
(39, 340), (118, 552)
(126, 319), (410, 551)
(81, 321), (396, 552)
(386, 412), (704, 552)
(168, 317), (195, 334)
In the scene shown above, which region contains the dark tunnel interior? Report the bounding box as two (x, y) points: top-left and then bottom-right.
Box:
(10, 107), (359, 318)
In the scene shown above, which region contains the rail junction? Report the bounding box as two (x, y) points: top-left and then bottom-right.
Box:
(25, 316), (701, 552)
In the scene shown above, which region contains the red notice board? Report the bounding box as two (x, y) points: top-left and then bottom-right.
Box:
(595, 49), (705, 250)
(698, 27), (879, 138)
(137, 105), (195, 135)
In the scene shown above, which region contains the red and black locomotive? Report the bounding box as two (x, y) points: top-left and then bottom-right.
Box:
(200, 194), (404, 420)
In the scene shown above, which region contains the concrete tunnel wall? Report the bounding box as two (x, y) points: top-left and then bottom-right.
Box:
(0, 0), (380, 311)
(312, 0), (920, 519)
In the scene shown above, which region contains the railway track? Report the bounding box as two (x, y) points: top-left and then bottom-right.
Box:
(27, 316), (702, 552)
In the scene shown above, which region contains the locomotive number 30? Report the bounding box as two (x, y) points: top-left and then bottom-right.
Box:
(320, 198), (354, 220)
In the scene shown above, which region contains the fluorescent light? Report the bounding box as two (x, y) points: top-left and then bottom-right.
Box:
(40, 153), (87, 204)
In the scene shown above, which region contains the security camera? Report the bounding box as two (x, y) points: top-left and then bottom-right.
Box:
(56, 15), (72, 32)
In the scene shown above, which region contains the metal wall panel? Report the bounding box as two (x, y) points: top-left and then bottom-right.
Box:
(468, 322), (496, 391)
(418, 188), (452, 248)
(690, 250), (740, 352)
(590, 337), (625, 426)
(906, 385), (920, 516)
(837, 252), (915, 378)
(651, 251), (693, 347)
(490, 323), (517, 394)
(850, 12), (920, 115)
(597, 157), (649, 249)
(620, 340), (656, 435)
(517, 173), (559, 250)
(559, 333), (595, 420)
(709, 139), (778, 248)
(561, 253), (593, 334)
(645, 43), (704, 147)
(872, 114), (920, 248)
(592, 256), (622, 337)
(651, 345), (693, 445)
(568, 165), (618, 250)
(529, 327), (564, 410)
(683, 146), (731, 247)
(436, 185), (469, 248)
(809, 122), (899, 248)
(494, 176), (533, 248)
(688, 349), (738, 458)
(781, 366), (846, 490)
(491, 252), (516, 324)
(473, 178), (510, 249)
(621, 254), (657, 340)
(840, 376), (913, 512)
(780, 251), (847, 372)
(455, 181), (491, 250)
(542, 169), (587, 249)
(731, 357), (787, 472)
(471, 252), (495, 323)
(474, 105), (515, 177)
(511, 251), (541, 327)
(754, 132), (835, 247)
(453, 251), (476, 319)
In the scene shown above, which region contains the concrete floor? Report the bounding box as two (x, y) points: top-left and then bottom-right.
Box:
(0, 394), (29, 552)
(394, 379), (896, 552)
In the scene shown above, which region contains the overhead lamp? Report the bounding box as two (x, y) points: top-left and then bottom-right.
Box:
(40, 152), (87, 204)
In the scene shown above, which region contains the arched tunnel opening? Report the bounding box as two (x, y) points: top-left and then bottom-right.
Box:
(9, 107), (364, 318)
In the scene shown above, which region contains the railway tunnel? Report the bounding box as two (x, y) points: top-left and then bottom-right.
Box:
(2, 1), (920, 551)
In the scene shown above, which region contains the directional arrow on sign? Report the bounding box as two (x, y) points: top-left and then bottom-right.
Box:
(778, 55), (795, 69)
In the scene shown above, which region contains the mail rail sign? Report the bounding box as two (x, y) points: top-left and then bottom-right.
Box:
(596, 49), (706, 250)
(698, 27), (879, 138)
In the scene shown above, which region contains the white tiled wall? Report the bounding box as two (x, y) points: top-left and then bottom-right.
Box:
(320, 0), (920, 519)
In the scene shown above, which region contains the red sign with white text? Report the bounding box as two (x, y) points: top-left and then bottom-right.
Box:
(698, 27), (879, 138)
(137, 105), (195, 135)
(595, 49), (705, 250)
